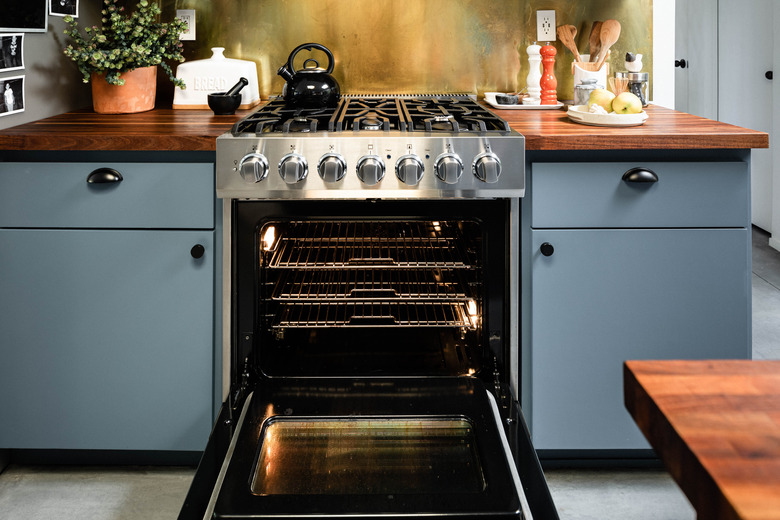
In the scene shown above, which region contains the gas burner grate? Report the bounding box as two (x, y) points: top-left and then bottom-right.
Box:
(230, 99), (341, 136)
(232, 95), (510, 134)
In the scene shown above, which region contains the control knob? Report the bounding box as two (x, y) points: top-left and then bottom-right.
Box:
(472, 152), (502, 183)
(278, 153), (308, 184)
(434, 153), (464, 184)
(318, 153), (347, 182)
(239, 153), (269, 183)
(395, 154), (424, 185)
(356, 155), (385, 185)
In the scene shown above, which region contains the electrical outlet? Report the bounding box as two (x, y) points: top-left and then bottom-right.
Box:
(177, 10), (196, 41)
(536, 10), (556, 42)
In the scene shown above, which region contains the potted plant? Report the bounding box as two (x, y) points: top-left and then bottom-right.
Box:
(63, 0), (187, 114)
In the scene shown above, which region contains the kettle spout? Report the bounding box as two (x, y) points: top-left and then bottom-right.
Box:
(277, 64), (294, 82)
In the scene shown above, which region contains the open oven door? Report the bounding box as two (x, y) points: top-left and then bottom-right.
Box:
(179, 377), (558, 519)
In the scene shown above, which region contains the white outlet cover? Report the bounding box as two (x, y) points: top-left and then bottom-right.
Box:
(536, 10), (556, 43)
(177, 9), (196, 41)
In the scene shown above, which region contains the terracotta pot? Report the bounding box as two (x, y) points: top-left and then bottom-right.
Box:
(91, 66), (157, 114)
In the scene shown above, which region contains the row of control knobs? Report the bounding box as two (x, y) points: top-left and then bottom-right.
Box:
(239, 152), (502, 185)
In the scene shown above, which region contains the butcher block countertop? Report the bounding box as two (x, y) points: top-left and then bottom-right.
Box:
(0, 104), (768, 153)
(624, 360), (780, 520)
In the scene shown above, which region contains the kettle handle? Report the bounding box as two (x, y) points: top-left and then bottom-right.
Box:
(286, 43), (334, 74)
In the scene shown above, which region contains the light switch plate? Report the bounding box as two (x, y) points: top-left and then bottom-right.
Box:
(177, 9), (196, 41)
(536, 10), (555, 43)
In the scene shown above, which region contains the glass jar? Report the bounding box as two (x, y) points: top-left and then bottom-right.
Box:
(573, 78), (599, 106)
(616, 72), (649, 106)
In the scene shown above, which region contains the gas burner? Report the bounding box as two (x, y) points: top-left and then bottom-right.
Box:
(284, 116), (318, 133)
(358, 113), (386, 131)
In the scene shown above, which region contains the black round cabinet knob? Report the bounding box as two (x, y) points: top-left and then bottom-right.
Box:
(191, 244), (205, 259)
(540, 242), (554, 257)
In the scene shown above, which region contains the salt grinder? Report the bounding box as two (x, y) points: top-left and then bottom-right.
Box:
(540, 44), (557, 105)
(523, 43), (542, 105)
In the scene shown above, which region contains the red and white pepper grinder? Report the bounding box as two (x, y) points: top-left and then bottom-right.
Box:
(540, 43), (557, 105)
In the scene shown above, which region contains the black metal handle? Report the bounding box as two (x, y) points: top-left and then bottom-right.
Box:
(191, 244), (205, 259)
(622, 167), (658, 183)
(766, 71), (773, 80)
(675, 59), (687, 68)
(540, 242), (554, 257)
(87, 168), (123, 184)
(287, 43), (335, 74)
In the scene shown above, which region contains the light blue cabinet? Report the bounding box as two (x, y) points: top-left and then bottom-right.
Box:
(522, 158), (752, 453)
(0, 161), (218, 452)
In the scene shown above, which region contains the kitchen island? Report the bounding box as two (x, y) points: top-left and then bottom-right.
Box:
(0, 104), (768, 458)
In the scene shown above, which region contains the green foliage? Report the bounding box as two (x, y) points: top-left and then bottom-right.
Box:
(63, 0), (187, 88)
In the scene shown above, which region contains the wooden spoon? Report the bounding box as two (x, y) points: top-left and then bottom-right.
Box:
(595, 19), (621, 70)
(588, 21), (602, 61)
(556, 25), (582, 64)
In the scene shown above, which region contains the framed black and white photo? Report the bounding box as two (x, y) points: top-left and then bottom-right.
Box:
(1, 76), (25, 117)
(49, 0), (78, 18)
(0, 0), (48, 32)
(0, 34), (24, 72)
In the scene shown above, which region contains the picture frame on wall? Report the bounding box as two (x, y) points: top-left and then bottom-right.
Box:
(1, 76), (25, 117)
(0, 34), (25, 73)
(0, 0), (48, 32)
(50, 0), (79, 18)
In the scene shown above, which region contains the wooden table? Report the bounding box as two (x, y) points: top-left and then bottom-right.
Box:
(624, 360), (780, 520)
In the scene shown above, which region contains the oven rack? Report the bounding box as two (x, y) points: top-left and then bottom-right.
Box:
(264, 220), (474, 269)
(270, 269), (474, 301)
(271, 301), (475, 329)
(268, 237), (471, 269)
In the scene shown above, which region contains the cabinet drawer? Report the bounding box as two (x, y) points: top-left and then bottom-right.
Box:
(0, 162), (214, 229)
(531, 162), (749, 228)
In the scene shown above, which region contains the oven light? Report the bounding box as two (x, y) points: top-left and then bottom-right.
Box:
(467, 368), (476, 376)
(432, 221), (441, 232)
(467, 299), (479, 328)
(262, 226), (276, 251)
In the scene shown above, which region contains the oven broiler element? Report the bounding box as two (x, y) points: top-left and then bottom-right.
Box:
(216, 95), (524, 199)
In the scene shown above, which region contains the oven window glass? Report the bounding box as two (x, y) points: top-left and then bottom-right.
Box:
(251, 417), (485, 495)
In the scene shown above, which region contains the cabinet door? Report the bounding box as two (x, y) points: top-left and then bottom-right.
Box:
(529, 228), (750, 450)
(0, 229), (214, 451)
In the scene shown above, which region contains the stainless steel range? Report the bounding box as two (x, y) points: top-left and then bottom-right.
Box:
(215, 95), (524, 199)
(179, 95), (557, 520)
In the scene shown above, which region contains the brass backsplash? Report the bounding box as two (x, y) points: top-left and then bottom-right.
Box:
(162, 0), (652, 101)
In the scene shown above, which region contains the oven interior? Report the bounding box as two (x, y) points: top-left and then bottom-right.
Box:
(233, 200), (510, 385)
(256, 218), (487, 378)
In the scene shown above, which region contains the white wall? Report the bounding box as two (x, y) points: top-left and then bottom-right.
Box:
(652, 0), (675, 108)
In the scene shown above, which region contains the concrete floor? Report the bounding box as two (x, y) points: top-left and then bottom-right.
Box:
(1, 226), (779, 519)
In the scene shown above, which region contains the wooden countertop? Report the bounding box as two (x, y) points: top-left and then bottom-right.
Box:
(0, 104), (768, 152)
(624, 360), (780, 520)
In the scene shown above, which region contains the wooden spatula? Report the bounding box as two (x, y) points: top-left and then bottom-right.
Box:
(595, 19), (621, 70)
(588, 21), (602, 61)
(556, 25), (583, 64)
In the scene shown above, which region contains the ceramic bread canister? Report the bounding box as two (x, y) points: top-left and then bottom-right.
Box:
(173, 47), (261, 109)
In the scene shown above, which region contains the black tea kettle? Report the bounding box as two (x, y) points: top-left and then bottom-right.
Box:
(277, 43), (341, 108)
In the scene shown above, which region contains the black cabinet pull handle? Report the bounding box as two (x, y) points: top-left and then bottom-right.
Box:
(622, 167), (658, 183)
(766, 71), (773, 80)
(675, 59), (687, 68)
(540, 242), (554, 257)
(87, 168), (123, 184)
(191, 244), (205, 259)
